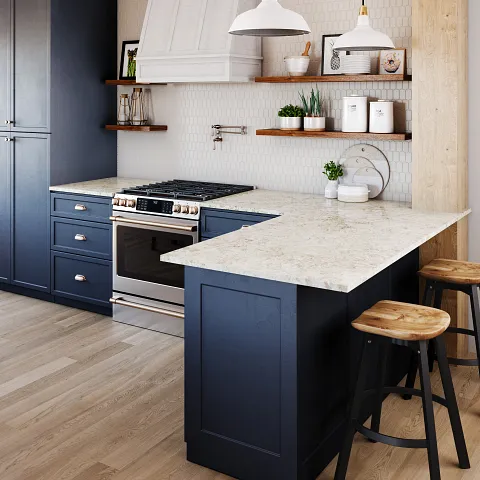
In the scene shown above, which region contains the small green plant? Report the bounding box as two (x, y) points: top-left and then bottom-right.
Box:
(323, 161), (344, 181)
(278, 104), (305, 118)
(299, 87), (324, 117)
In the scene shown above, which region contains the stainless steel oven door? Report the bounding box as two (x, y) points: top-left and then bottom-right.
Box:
(111, 211), (198, 306)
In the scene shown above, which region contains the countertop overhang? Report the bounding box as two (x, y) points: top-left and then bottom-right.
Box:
(161, 190), (471, 293)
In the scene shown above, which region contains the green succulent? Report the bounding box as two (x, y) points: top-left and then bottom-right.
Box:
(299, 87), (324, 117)
(323, 161), (344, 181)
(278, 104), (305, 118)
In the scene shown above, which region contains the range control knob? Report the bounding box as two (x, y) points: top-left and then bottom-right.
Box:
(112, 198), (119, 206)
(118, 199), (127, 207)
(189, 206), (199, 215)
(126, 199), (136, 208)
(181, 206), (189, 214)
(173, 205), (181, 213)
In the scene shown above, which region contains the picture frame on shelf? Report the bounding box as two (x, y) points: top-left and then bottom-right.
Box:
(321, 34), (349, 76)
(378, 48), (407, 75)
(119, 40), (140, 80)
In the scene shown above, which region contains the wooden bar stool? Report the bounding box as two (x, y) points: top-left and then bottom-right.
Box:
(334, 301), (470, 480)
(404, 259), (480, 397)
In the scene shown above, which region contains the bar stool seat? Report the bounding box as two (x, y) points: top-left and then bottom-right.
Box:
(352, 300), (450, 341)
(335, 301), (470, 480)
(419, 258), (480, 285)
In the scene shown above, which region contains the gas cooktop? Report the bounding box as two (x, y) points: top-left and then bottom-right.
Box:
(121, 180), (254, 202)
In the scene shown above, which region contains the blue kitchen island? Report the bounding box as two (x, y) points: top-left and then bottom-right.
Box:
(162, 190), (470, 480)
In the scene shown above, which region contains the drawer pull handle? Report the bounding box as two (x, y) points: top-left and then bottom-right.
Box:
(75, 204), (87, 211)
(241, 225), (250, 229)
(75, 275), (87, 282)
(110, 297), (185, 320)
(74, 234), (87, 241)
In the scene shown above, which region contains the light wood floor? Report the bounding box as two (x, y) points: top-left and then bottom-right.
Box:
(0, 292), (480, 479)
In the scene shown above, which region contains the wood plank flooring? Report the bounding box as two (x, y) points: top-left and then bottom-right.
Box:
(0, 291), (480, 479)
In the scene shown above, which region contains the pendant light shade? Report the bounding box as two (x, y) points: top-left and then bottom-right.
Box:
(229, 0), (311, 37)
(334, 4), (394, 51)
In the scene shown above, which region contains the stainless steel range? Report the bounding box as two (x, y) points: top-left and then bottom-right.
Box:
(109, 180), (254, 337)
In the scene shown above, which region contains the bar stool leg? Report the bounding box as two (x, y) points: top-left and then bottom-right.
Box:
(371, 340), (390, 439)
(404, 281), (435, 399)
(334, 336), (374, 480)
(418, 340), (441, 480)
(434, 335), (470, 469)
(428, 286), (444, 372)
(469, 285), (480, 377)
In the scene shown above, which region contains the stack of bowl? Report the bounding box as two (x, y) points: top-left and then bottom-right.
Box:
(341, 55), (371, 75)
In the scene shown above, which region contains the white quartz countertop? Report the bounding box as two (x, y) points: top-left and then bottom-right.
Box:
(162, 190), (471, 293)
(49, 177), (153, 198)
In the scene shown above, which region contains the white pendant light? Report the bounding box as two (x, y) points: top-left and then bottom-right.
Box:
(229, 0), (311, 37)
(334, 1), (394, 51)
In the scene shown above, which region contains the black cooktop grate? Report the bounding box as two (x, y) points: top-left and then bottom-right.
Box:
(122, 180), (254, 201)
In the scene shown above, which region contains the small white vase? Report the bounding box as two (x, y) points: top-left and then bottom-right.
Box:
(279, 117), (302, 131)
(304, 116), (326, 132)
(325, 180), (339, 199)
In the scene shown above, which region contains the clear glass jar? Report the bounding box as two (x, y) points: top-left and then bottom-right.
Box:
(130, 88), (148, 126)
(117, 93), (131, 126)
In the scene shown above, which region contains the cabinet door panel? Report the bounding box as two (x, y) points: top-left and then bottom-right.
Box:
(0, 0), (11, 131)
(0, 134), (10, 283)
(12, 0), (50, 133)
(12, 134), (50, 291)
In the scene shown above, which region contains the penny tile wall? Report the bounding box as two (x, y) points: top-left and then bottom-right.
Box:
(118, 0), (412, 201)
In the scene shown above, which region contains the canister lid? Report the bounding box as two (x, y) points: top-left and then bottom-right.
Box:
(338, 184), (369, 195)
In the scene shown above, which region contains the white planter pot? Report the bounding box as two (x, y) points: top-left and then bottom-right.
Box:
(279, 117), (302, 131)
(304, 117), (326, 132)
(325, 180), (339, 199)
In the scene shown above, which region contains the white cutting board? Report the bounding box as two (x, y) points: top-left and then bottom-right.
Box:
(339, 156), (374, 186)
(353, 167), (384, 199)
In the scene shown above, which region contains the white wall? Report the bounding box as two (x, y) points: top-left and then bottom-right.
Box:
(117, 0), (413, 201)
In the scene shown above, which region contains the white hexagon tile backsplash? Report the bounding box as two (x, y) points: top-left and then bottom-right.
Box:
(117, 0), (412, 202)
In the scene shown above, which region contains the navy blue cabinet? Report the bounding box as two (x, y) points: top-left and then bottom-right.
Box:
(0, 0), (117, 301)
(51, 193), (113, 315)
(201, 208), (276, 240)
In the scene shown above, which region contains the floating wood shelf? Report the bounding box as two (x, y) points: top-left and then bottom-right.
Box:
(255, 74), (412, 83)
(105, 80), (167, 86)
(105, 125), (168, 132)
(256, 129), (412, 141)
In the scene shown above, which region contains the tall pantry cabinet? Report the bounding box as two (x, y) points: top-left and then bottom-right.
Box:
(0, 0), (117, 295)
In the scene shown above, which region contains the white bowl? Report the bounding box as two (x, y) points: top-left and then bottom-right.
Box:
(338, 184), (370, 203)
(284, 56), (310, 77)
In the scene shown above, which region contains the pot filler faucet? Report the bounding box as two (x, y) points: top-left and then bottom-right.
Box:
(211, 125), (247, 150)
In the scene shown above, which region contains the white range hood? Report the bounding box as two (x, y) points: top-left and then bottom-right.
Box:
(136, 0), (263, 83)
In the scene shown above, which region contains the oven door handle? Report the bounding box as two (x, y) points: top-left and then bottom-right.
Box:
(110, 297), (185, 319)
(109, 216), (197, 232)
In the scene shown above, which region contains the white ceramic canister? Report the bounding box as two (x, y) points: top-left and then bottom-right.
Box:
(342, 95), (368, 133)
(369, 100), (394, 134)
(338, 184), (369, 203)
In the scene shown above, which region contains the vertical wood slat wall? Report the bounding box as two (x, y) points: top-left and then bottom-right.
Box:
(412, 0), (469, 357)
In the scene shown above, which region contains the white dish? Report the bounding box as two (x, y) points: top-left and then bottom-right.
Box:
(353, 167), (384, 199)
(338, 184), (369, 203)
(341, 144), (390, 193)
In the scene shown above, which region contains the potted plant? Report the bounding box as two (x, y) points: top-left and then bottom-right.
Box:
(278, 104), (305, 131)
(323, 161), (344, 199)
(300, 87), (326, 132)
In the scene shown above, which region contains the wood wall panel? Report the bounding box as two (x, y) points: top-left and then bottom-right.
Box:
(413, 0), (469, 357)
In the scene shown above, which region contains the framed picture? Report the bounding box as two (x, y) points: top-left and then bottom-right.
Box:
(321, 34), (349, 76)
(379, 49), (406, 75)
(120, 40), (140, 80)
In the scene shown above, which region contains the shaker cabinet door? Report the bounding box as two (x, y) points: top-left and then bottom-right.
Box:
(12, 0), (50, 133)
(12, 134), (50, 292)
(0, 0), (12, 132)
(0, 133), (11, 283)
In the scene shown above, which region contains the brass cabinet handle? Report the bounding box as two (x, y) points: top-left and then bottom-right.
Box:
(75, 275), (86, 282)
(109, 216), (197, 232)
(74, 234), (87, 241)
(109, 297), (185, 320)
(75, 204), (87, 211)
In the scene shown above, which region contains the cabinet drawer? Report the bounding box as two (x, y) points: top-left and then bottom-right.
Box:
(51, 218), (112, 260)
(52, 252), (112, 307)
(51, 193), (112, 223)
(201, 209), (276, 239)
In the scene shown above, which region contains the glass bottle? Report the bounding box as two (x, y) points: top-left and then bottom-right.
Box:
(117, 93), (131, 126)
(130, 88), (148, 126)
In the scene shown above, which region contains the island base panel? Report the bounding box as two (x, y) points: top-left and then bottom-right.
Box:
(184, 250), (418, 479)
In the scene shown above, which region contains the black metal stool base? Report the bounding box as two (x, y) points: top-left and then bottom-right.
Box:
(334, 335), (470, 480)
